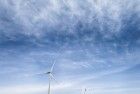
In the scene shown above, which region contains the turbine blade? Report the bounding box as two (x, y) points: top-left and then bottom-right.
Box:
(36, 72), (46, 75)
(24, 72), (46, 77)
(50, 61), (55, 72)
(50, 73), (59, 84)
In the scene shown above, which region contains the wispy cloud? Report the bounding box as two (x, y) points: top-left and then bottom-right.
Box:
(0, 0), (139, 39)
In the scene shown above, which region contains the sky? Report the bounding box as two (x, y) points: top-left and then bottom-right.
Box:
(0, 0), (140, 94)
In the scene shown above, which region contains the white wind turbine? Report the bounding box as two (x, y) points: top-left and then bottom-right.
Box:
(81, 88), (87, 94)
(40, 62), (57, 94)
(47, 62), (57, 94)
(84, 88), (87, 94)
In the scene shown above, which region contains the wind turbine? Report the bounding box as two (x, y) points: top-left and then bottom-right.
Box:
(48, 62), (57, 94)
(84, 88), (87, 94)
(41, 62), (57, 94)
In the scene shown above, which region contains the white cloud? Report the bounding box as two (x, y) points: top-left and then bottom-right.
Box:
(0, 0), (139, 38)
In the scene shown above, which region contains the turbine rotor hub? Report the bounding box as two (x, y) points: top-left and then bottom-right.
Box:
(47, 72), (51, 74)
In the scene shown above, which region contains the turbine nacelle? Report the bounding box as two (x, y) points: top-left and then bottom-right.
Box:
(47, 72), (51, 74)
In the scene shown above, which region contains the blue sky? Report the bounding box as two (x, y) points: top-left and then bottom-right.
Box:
(0, 0), (140, 94)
